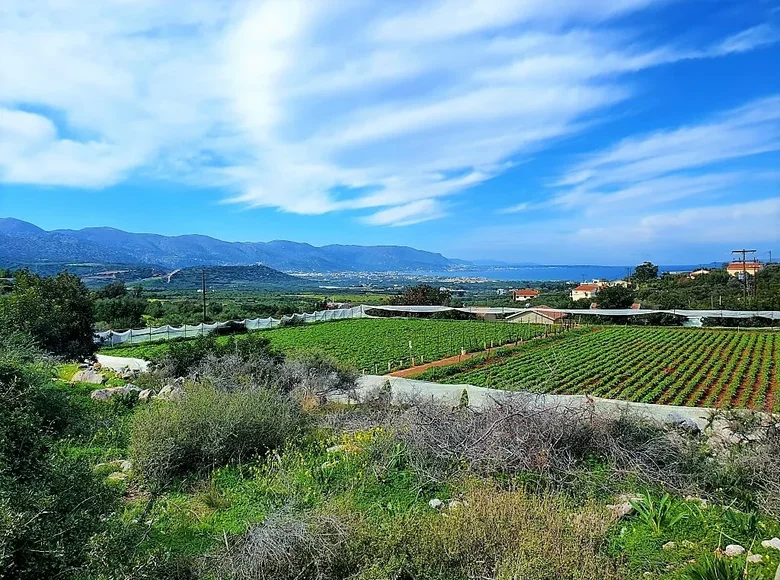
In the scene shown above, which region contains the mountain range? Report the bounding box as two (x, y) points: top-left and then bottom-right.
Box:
(0, 218), (462, 272)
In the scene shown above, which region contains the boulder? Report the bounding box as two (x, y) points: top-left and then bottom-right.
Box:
(72, 369), (106, 385)
(429, 498), (443, 510)
(90, 385), (141, 401)
(155, 383), (185, 401)
(607, 494), (641, 520)
(775, 563), (780, 580)
(662, 542), (676, 551)
(666, 412), (701, 435)
(724, 544), (745, 557)
(747, 554), (763, 564)
(762, 538), (780, 551)
(138, 389), (153, 402)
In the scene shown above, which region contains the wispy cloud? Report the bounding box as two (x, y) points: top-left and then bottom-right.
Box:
(0, 0), (776, 226)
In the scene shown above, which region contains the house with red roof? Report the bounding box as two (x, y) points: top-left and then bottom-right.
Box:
(511, 288), (540, 302)
(570, 283), (600, 301)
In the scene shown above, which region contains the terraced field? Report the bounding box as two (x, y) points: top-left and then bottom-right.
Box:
(100, 318), (549, 372)
(421, 327), (780, 410)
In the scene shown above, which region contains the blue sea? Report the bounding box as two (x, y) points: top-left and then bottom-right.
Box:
(427, 264), (704, 282)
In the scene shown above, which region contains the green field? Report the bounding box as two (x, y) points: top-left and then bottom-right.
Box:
(100, 318), (549, 372)
(418, 327), (780, 411)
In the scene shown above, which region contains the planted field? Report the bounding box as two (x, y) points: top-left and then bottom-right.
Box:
(423, 327), (780, 411)
(101, 318), (548, 372)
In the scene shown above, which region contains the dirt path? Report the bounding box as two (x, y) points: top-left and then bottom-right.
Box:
(388, 342), (521, 378)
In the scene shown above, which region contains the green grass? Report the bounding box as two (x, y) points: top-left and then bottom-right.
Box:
(423, 327), (780, 410)
(100, 318), (549, 372)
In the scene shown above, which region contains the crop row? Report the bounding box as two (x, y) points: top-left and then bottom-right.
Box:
(437, 327), (779, 411)
(101, 318), (550, 372)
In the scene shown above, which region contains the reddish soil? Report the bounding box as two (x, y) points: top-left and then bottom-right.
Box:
(388, 342), (521, 378)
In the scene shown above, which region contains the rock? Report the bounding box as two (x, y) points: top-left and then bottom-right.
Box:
(663, 542), (676, 551)
(107, 471), (128, 482)
(90, 385), (141, 401)
(666, 412), (701, 435)
(78, 362), (89, 369)
(762, 538), (780, 551)
(155, 383), (185, 401)
(72, 369), (106, 385)
(684, 496), (709, 507)
(429, 498), (443, 510)
(775, 563), (780, 580)
(119, 460), (133, 473)
(747, 554), (763, 564)
(724, 544), (745, 557)
(448, 499), (463, 510)
(138, 389), (153, 402)
(682, 540), (697, 549)
(327, 444), (345, 454)
(607, 494), (641, 520)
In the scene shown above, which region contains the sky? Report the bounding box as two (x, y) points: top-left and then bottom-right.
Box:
(0, 0), (779, 265)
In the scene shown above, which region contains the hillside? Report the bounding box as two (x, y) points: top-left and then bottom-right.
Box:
(0, 218), (462, 272)
(146, 264), (315, 290)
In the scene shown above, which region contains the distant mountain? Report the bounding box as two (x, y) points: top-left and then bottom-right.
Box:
(0, 218), (465, 272)
(150, 265), (314, 290)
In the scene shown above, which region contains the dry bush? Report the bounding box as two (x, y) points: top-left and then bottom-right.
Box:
(130, 383), (303, 487)
(378, 394), (698, 494)
(337, 482), (619, 580)
(438, 484), (620, 580)
(204, 510), (347, 580)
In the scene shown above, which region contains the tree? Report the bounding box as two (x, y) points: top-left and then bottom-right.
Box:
(596, 285), (636, 309)
(632, 262), (659, 284)
(388, 284), (452, 306)
(95, 280), (127, 299)
(0, 270), (96, 359)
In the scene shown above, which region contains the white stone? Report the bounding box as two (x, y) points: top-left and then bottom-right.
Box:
(138, 389), (153, 402)
(724, 544), (745, 557)
(747, 554), (763, 564)
(429, 498), (443, 510)
(762, 538), (780, 551)
(662, 542), (676, 551)
(72, 369), (106, 385)
(90, 385), (141, 401)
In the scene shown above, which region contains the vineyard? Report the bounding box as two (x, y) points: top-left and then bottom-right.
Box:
(421, 327), (780, 411)
(101, 318), (548, 372)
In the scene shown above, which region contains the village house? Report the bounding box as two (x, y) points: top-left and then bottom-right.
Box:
(511, 288), (540, 302)
(689, 268), (711, 279)
(570, 283), (600, 301)
(611, 279), (630, 288)
(726, 262), (763, 277)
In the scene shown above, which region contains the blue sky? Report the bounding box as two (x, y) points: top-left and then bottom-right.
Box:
(0, 0), (778, 265)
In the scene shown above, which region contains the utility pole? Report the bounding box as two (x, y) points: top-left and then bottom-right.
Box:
(731, 249), (756, 303)
(201, 269), (207, 323)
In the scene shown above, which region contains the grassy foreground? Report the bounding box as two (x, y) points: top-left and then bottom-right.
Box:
(4, 331), (780, 579)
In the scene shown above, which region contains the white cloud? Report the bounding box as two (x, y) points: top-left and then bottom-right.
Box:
(554, 96), (780, 196)
(0, 0), (776, 227)
(362, 199), (446, 227)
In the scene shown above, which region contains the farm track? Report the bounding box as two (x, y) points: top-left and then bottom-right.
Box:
(428, 327), (779, 410)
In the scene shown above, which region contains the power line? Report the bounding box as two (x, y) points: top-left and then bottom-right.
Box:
(731, 249), (756, 302)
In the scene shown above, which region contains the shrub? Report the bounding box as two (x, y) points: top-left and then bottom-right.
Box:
(0, 330), (118, 579)
(130, 384), (304, 487)
(336, 483), (619, 579)
(205, 511), (346, 580)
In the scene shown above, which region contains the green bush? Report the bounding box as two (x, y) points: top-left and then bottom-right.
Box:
(0, 330), (118, 579)
(130, 384), (304, 487)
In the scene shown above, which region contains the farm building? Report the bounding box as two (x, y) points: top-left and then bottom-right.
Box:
(688, 268), (711, 279)
(726, 262), (763, 277)
(570, 284), (600, 301)
(506, 307), (566, 325)
(611, 279), (630, 288)
(511, 288), (540, 302)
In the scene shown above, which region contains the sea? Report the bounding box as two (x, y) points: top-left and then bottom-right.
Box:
(425, 264), (708, 283)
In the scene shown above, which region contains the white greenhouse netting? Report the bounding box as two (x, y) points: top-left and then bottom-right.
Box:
(95, 305), (780, 347)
